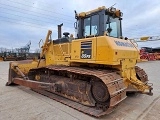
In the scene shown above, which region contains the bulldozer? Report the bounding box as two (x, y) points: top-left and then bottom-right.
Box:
(6, 6), (153, 117)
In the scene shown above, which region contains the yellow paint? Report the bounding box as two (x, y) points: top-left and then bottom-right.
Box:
(45, 34), (151, 92)
(78, 6), (106, 17)
(140, 36), (149, 41)
(10, 60), (46, 76)
(9, 31), (152, 93)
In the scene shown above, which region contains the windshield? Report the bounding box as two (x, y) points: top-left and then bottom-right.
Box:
(106, 15), (121, 38)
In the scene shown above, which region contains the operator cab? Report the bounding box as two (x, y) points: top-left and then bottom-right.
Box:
(75, 6), (123, 39)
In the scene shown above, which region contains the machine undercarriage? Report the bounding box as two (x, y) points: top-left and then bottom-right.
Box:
(6, 64), (150, 117)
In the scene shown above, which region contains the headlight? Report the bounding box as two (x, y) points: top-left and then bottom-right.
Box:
(120, 12), (123, 17)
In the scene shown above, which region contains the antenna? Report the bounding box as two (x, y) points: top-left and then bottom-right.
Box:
(111, 3), (116, 7)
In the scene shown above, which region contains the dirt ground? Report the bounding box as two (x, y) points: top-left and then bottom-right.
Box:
(0, 61), (160, 120)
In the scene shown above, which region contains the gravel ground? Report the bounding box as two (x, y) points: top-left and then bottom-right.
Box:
(0, 61), (160, 120)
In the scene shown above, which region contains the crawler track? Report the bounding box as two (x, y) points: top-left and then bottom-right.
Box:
(135, 66), (148, 83)
(27, 65), (127, 117)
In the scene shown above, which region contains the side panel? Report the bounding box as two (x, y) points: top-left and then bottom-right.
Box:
(45, 42), (71, 66)
(70, 36), (139, 65)
(45, 42), (55, 65)
(96, 37), (112, 62)
(71, 37), (97, 62)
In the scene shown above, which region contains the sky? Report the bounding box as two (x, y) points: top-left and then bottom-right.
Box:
(0, 0), (160, 52)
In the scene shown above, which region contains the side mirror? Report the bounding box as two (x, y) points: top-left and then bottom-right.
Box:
(107, 28), (112, 33)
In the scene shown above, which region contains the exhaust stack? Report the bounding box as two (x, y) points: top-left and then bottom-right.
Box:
(58, 23), (63, 38)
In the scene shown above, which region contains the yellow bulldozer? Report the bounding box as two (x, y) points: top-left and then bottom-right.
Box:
(6, 6), (153, 117)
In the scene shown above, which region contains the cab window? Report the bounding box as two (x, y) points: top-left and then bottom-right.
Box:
(83, 14), (99, 37)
